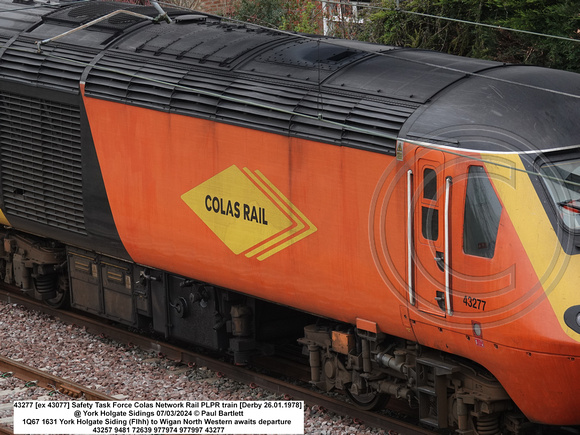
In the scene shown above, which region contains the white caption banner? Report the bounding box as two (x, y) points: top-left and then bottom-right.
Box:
(13, 400), (304, 434)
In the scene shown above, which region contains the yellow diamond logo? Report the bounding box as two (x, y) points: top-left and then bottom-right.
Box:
(181, 165), (316, 260)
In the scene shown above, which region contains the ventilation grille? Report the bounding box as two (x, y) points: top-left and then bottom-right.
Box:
(85, 56), (417, 153)
(0, 39), (94, 92)
(0, 92), (85, 234)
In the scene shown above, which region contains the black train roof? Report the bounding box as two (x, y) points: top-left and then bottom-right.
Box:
(401, 65), (580, 153)
(1, 0), (579, 154)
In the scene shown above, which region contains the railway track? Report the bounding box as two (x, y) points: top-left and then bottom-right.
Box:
(0, 354), (117, 435)
(0, 289), (436, 435)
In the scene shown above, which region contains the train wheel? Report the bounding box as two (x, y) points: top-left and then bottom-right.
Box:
(345, 389), (389, 411)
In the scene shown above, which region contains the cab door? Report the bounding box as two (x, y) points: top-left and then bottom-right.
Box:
(412, 149), (451, 317)
(407, 150), (508, 321)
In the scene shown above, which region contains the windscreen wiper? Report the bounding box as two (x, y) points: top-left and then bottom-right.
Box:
(558, 199), (580, 212)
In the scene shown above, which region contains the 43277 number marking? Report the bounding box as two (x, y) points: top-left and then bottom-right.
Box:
(463, 296), (486, 311)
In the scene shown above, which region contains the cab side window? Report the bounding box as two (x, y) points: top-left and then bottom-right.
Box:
(463, 166), (502, 258)
(422, 168), (438, 241)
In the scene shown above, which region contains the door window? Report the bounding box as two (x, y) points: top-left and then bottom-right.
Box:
(422, 207), (439, 241)
(423, 168), (437, 200)
(421, 168), (439, 241)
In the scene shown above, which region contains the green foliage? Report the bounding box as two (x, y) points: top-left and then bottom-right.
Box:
(488, 0), (580, 70)
(362, 0), (497, 59)
(280, 0), (320, 33)
(226, 0), (580, 71)
(227, 0), (321, 33)
(361, 0), (580, 71)
(225, 0), (285, 27)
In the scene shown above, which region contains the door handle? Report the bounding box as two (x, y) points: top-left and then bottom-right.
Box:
(435, 291), (446, 310)
(435, 251), (445, 271)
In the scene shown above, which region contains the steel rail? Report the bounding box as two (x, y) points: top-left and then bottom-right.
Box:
(0, 355), (114, 401)
(0, 353), (116, 435)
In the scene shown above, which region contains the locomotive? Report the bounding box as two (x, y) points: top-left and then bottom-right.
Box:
(0, 0), (579, 432)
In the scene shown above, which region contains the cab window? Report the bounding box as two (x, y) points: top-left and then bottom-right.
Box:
(422, 168), (438, 240)
(463, 166), (502, 258)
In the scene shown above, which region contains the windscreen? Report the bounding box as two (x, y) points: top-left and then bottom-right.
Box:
(540, 158), (580, 231)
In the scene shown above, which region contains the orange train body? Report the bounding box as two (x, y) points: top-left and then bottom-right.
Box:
(0, 0), (579, 430)
(82, 97), (580, 424)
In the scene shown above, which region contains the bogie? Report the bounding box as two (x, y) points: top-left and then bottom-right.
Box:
(299, 323), (517, 434)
